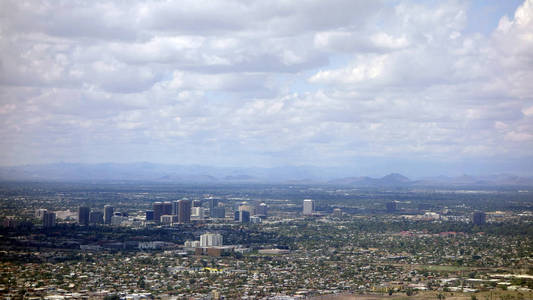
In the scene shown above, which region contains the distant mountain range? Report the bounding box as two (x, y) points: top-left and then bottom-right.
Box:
(0, 163), (532, 186)
(329, 173), (411, 186)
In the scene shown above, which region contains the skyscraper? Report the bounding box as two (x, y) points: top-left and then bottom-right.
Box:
(178, 199), (192, 223)
(104, 205), (114, 224)
(211, 206), (226, 218)
(145, 210), (154, 221)
(208, 198), (219, 217)
(152, 202), (163, 223)
(255, 203), (268, 217)
(153, 202), (172, 223)
(472, 211), (486, 225)
(238, 210), (250, 223)
(303, 199), (314, 215)
(43, 211), (56, 228)
(238, 203), (253, 215)
(89, 211), (104, 224)
(78, 206), (90, 226)
(163, 202), (172, 215)
(172, 200), (179, 216)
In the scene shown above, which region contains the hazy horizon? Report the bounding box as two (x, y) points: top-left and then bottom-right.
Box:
(1, 0), (533, 176)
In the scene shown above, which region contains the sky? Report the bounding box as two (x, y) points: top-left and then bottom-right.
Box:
(1, 0), (533, 177)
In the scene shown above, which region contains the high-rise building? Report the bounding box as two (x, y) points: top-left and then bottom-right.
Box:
(200, 233), (223, 247)
(193, 200), (202, 207)
(178, 199), (192, 223)
(238, 203), (253, 215)
(386, 202), (397, 213)
(43, 211), (56, 227)
(255, 203), (268, 217)
(172, 201), (179, 216)
(145, 210), (154, 221)
(472, 211), (486, 225)
(89, 211), (104, 224)
(242, 210), (250, 223)
(238, 210), (250, 223)
(303, 199), (314, 215)
(163, 202), (172, 214)
(192, 207), (204, 219)
(208, 198), (219, 217)
(211, 206), (225, 218)
(104, 205), (114, 224)
(78, 206), (90, 226)
(153, 202), (172, 223)
(152, 202), (163, 223)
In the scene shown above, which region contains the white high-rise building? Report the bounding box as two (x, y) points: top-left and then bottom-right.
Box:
(303, 199), (314, 215)
(191, 207), (204, 219)
(200, 233), (223, 247)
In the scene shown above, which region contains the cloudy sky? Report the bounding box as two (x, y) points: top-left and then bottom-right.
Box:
(1, 0), (533, 176)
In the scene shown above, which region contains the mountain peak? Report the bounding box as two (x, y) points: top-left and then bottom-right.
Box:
(381, 173), (410, 182)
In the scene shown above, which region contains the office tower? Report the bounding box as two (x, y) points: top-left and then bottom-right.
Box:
(172, 201), (178, 215)
(163, 202), (172, 214)
(89, 211), (104, 224)
(238, 210), (250, 223)
(386, 202), (397, 213)
(152, 202), (163, 222)
(43, 211), (56, 227)
(208, 198), (219, 217)
(239, 203), (253, 214)
(472, 211), (486, 225)
(78, 206), (90, 226)
(208, 198), (219, 210)
(145, 210), (154, 221)
(104, 205), (114, 224)
(178, 199), (192, 223)
(200, 233), (223, 247)
(211, 206), (226, 218)
(153, 202), (172, 223)
(303, 199), (314, 215)
(255, 203), (268, 217)
(172, 198), (191, 216)
(193, 200), (202, 207)
(234, 210), (240, 221)
(172, 200), (179, 215)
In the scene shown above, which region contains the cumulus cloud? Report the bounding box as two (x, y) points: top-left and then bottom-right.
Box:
(0, 0), (532, 175)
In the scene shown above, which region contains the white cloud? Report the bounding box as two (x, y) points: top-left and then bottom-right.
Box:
(0, 0), (532, 174)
